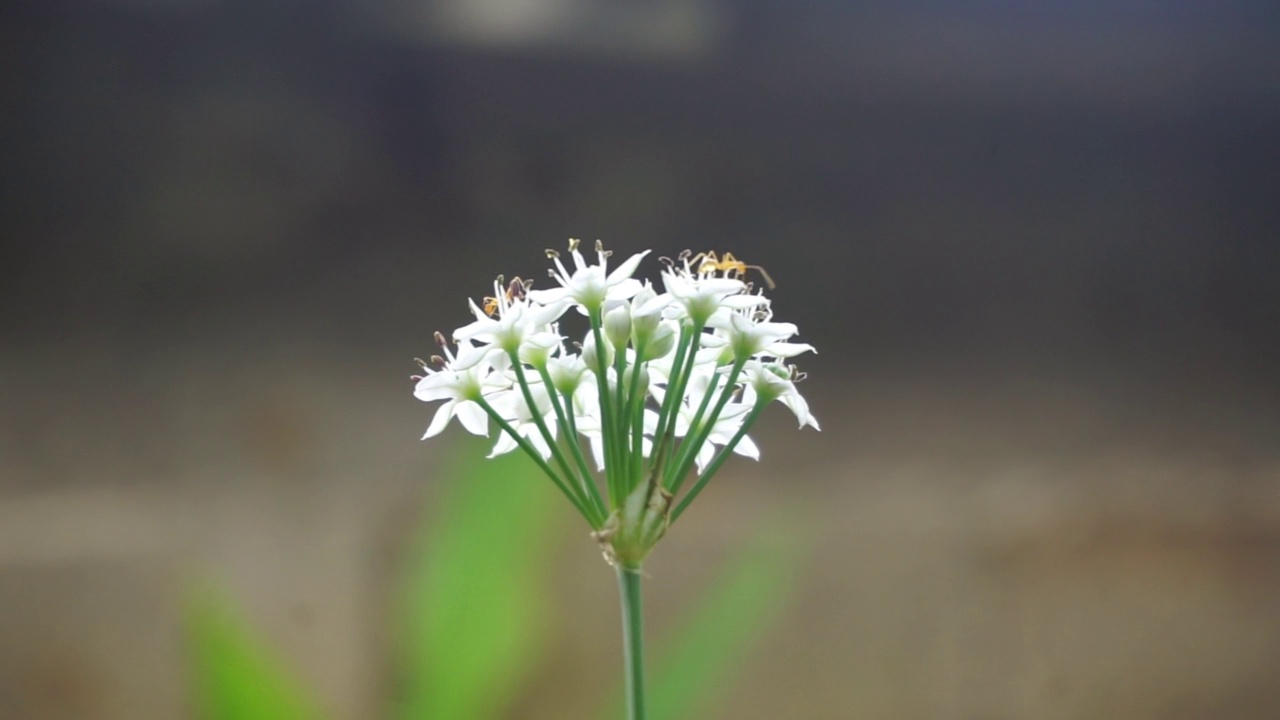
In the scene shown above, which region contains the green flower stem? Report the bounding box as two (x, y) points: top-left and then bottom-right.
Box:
(508, 354), (586, 504)
(537, 365), (604, 515)
(616, 565), (648, 720)
(475, 397), (602, 527)
(624, 340), (648, 489)
(648, 325), (692, 459)
(670, 398), (767, 523)
(652, 322), (703, 466)
(590, 308), (621, 506)
(667, 357), (747, 496)
(662, 369), (723, 490)
(612, 340), (631, 492)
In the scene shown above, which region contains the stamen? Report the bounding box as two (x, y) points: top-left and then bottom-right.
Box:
(545, 249), (560, 259)
(568, 238), (581, 251)
(433, 331), (447, 348)
(413, 357), (430, 370)
(430, 355), (446, 369)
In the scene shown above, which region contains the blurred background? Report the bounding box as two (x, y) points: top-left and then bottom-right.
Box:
(2, 0), (1279, 717)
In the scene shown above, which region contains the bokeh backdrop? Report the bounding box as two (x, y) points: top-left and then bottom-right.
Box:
(2, 0), (1279, 718)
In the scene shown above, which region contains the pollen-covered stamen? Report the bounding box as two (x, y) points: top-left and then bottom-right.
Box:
(506, 276), (532, 303)
(430, 355), (447, 369)
(568, 237), (581, 252)
(547, 251), (574, 288)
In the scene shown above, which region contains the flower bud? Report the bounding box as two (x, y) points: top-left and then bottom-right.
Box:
(604, 305), (632, 349)
(518, 335), (557, 367)
(642, 323), (676, 361)
(546, 355), (586, 393)
(622, 364), (650, 398)
(582, 332), (614, 372)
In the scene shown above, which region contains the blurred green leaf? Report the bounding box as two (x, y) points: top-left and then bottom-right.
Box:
(394, 440), (566, 720)
(185, 588), (325, 720)
(607, 522), (805, 720)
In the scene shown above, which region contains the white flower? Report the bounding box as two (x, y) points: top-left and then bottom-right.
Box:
(413, 338), (507, 439)
(742, 360), (820, 430)
(659, 266), (767, 326)
(414, 243), (818, 539)
(712, 306), (816, 362)
(528, 239), (650, 313)
(673, 371), (760, 472)
(545, 350), (588, 394)
(453, 278), (564, 364)
(486, 376), (559, 459)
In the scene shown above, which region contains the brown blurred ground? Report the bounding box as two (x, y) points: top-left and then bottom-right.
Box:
(2, 1), (1279, 718)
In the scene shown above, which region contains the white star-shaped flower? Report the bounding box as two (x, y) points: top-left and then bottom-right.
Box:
(673, 371), (760, 473)
(742, 360), (820, 430)
(413, 339), (508, 439)
(527, 239), (650, 313)
(453, 279), (564, 364)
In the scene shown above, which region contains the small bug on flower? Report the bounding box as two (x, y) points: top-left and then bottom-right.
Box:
(691, 251), (776, 290)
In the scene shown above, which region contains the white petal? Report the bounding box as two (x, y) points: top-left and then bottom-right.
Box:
(414, 374), (458, 402)
(604, 278), (643, 301)
(526, 287), (572, 305)
(453, 316), (499, 341)
(732, 434), (760, 459)
(636, 292), (673, 317)
(422, 400), (458, 439)
(488, 432), (519, 457)
(720, 294), (770, 309)
(606, 250), (651, 283)
(589, 435), (606, 470)
(781, 391), (820, 430)
(695, 444), (714, 474)
(764, 342), (815, 358)
(455, 401), (489, 436)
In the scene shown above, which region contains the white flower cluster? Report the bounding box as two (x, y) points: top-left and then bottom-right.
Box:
(413, 240), (816, 546)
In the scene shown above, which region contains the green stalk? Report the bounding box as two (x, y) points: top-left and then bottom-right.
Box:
(662, 370), (722, 491)
(590, 308), (621, 506)
(508, 354), (585, 503)
(667, 357), (747, 496)
(616, 566), (648, 720)
(670, 398), (767, 523)
(475, 397), (602, 526)
(648, 324), (692, 461)
(612, 340), (631, 492)
(624, 340), (648, 491)
(652, 322), (704, 474)
(536, 365), (605, 516)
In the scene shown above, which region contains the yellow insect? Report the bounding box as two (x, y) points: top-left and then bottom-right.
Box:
(692, 251), (776, 289)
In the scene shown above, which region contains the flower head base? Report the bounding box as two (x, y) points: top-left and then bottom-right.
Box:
(413, 241), (816, 568)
